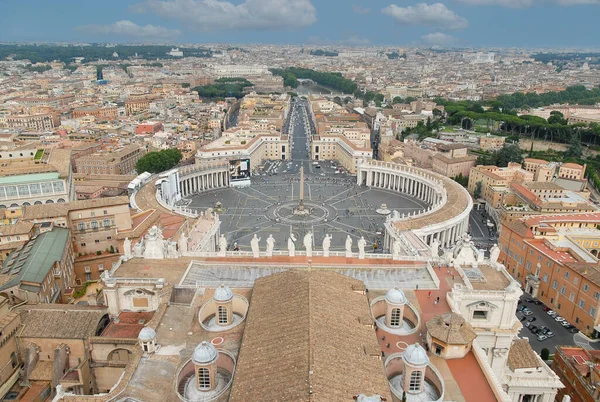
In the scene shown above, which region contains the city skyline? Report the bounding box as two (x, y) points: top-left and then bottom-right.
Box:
(1, 0), (600, 48)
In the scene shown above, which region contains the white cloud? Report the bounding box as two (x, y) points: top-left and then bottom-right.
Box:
(75, 20), (181, 40)
(422, 32), (457, 45)
(382, 3), (468, 30)
(352, 5), (371, 14)
(131, 0), (317, 30)
(457, 0), (599, 7)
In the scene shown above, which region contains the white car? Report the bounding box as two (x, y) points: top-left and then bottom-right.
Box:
(536, 334), (548, 341)
(555, 316), (565, 322)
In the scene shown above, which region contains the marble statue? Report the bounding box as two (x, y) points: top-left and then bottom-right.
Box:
(431, 238), (440, 257)
(392, 239), (401, 260)
(393, 210), (400, 220)
(322, 234), (332, 257)
(133, 241), (143, 258)
(218, 234), (227, 256)
(288, 233), (297, 257)
(251, 234), (261, 258)
(166, 241), (178, 258)
(178, 232), (188, 253)
(143, 226), (165, 259)
(303, 231), (313, 257)
(489, 244), (500, 265)
(123, 237), (132, 260)
(266, 234), (275, 257)
(345, 235), (353, 257)
(358, 236), (366, 259)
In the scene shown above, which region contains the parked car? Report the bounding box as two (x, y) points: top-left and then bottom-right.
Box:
(561, 320), (571, 327)
(543, 306), (552, 312)
(537, 334), (548, 341)
(547, 310), (557, 317)
(527, 316), (537, 322)
(517, 305), (527, 312)
(523, 309), (534, 316)
(555, 316), (566, 322)
(524, 322), (532, 328)
(519, 315), (527, 322)
(530, 325), (539, 333)
(545, 331), (555, 338)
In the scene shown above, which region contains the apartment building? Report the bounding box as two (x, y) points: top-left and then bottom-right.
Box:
(125, 99), (151, 116)
(523, 158), (558, 182)
(468, 163), (533, 199)
(499, 213), (600, 336)
(430, 144), (477, 178)
(311, 134), (372, 174)
(72, 106), (119, 120)
(0, 221), (35, 262)
(76, 145), (145, 175)
(559, 163), (587, 180)
(135, 121), (164, 135)
(0, 226), (75, 304)
(479, 135), (506, 151)
(553, 346), (600, 402)
(3, 114), (60, 131)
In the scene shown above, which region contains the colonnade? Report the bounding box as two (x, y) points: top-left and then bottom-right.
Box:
(358, 160), (472, 250)
(360, 168), (443, 206)
(179, 170), (229, 197)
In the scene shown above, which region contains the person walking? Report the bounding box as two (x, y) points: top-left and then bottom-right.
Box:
(428, 291), (432, 298)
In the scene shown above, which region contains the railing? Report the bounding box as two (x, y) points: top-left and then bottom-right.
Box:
(181, 249), (431, 261)
(471, 341), (511, 402)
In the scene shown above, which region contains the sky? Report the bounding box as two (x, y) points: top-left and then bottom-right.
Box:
(0, 0), (599, 48)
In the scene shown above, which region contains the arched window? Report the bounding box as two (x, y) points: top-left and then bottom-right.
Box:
(91, 220), (98, 229)
(198, 367), (211, 389)
(104, 218), (110, 227)
(390, 308), (402, 327)
(218, 306), (228, 324)
(409, 370), (422, 392)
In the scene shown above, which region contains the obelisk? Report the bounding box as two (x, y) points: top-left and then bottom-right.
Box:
(299, 166), (304, 202)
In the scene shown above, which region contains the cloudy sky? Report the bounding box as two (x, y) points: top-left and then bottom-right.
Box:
(1, 0), (599, 48)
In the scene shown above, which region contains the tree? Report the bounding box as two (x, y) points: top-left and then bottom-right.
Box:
(540, 348), (550, 361)
(474, 181), (483, 199)
(548, 111), (567, 125)
(566, 131), (583, 158)
(135, 148), (182, 174)
(393, 96), (404, 104)
(495, 144), (523, 167)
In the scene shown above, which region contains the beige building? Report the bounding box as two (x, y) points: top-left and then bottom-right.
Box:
(311, 134), (372, 174)
(76, 145), (145, 175)
(479, 135), (505, 151)
(558, 162), (586, 180)
(0, 296), (21, 400)
(431, 144), (477, 178)
(523, 158), (558, 182)
(3, 114), (60, 131)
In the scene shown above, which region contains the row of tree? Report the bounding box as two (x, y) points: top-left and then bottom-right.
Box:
(193, 78), (253, 99)
(135, 148), (182, 174)
(270, 67), (358, 94)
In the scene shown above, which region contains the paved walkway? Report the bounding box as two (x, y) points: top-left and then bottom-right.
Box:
(377, 265), (497, 402)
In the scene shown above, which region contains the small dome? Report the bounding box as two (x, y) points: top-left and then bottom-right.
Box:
(385, 288), (407, 305)
(192, 341), (218, 365)
(213, 284), (233, 302)
(138, 327), (156, 341)
(402, 343), (429, 368)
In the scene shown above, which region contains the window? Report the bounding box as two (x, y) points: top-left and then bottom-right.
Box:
(560, 286), (566, 295)
(217, 306), (228, 324)
(569, 293), (575, 302)
(104, 210), (108, 215)
(91, 221), (98, 229)
(473, 310), (488, 320)
(565, 272), (570, 279)
(543, 274), (549, 283)
(552, 281), (558, 290)
(580, 300), (586, 309)
(584, 284), (589, 292)
(91, 211), (96, 217)
(104, 218), (110, 228)
(591, 307), (597, 317)
(526, 262), (531, 270)
(98, 264), (104, 271)
(595, 292), (600, 300)
(574, 277), (579, 285)
(198, 367), (211, 389)
(390, 308), (402, 327)
(409, 371), (422, 392)
(78, 222), (84, 231)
